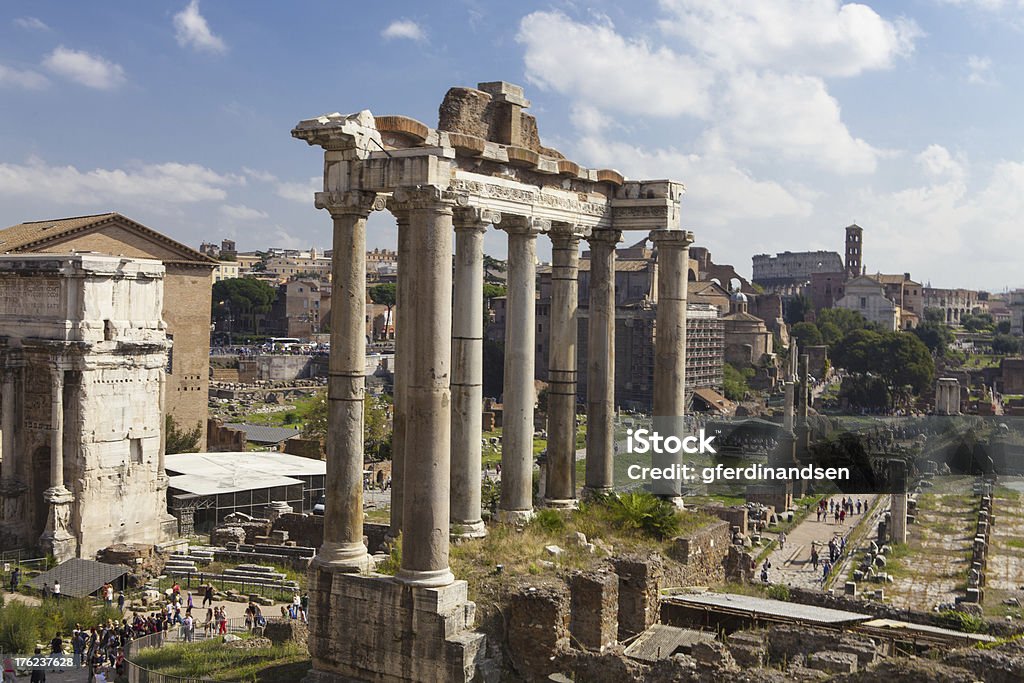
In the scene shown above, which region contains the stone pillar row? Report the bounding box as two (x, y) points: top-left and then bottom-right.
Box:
(314, 186), (689, 590)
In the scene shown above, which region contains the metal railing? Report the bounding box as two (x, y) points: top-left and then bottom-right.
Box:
(125, 617), (269, 683)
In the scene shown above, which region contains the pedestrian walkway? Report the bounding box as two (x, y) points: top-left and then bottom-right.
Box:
(762, 494), (879, 590)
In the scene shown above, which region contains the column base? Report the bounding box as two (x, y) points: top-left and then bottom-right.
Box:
(582, 486), (614, 501)
(541, 498), (578, 510)
(497, 508), (534, 524)
(394, 566), (456, 588)
(306, 572), (484, 683)
(451, 519), (488, 540)
(657, 495), (685, 510)
(312, 541), (374, 573)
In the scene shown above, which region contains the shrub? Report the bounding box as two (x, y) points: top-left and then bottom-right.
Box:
(938, 609), (987, 634)
(376, 537), (402, 576)
(605, 492), (681, 540)
(0, 601), (39, 654)
(531, 508), (565, 534)
(766, 584), (790, 602)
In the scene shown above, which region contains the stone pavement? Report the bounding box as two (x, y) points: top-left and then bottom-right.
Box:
(885, 489), (976, 611)
(763, 494), (879, 590)
(984, 481), (1024, 596)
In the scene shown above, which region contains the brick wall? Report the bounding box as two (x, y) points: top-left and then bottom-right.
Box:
(665, 520), (731, 586)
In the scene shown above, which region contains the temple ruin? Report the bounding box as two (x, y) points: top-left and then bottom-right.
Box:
(291, 81), (691, 682)
(0, 254), (177, 562)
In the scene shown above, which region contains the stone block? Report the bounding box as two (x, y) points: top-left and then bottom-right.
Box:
(508, 583), (570, 681)
(305, 571), (484, 683)
(612, 555), (664, 640)
(806, 651), (858, 674)
(569, 570), (619, 652)
(844, 581), (857, 596)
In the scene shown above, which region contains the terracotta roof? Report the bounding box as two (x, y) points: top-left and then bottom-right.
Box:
(722, 311), (765, 323)
(0, 212), (217, 265)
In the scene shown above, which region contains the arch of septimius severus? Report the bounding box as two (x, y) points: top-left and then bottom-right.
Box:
(291, 81), (692, 683)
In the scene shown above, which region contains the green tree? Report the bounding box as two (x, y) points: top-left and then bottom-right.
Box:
(791, 321), (823, 347)
(923, 307), (946, 324)
(722, 363), (753, 401)
(831, 329), (934, 407)
(817, 307), (869, 335)
(211, 278), (278, 334)
(166, 415), (202, 454)
(992, 334), (1022, 355)
(303, 392), (392, 459)
(961, 312), (994, 333)
(997, 320), (1012, 334)
(784, 294), (810, 324)
(818, 321), (843, 347)
(483, 254), (506, 276)
(369, 283), (397, 340)
(911, 321), (953, 356)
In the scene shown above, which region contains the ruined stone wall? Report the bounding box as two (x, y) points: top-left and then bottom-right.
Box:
(612, 555), (664, 640)
(206, 418), (246, 452)
(508, 582), (571, 681)
(569, 570), (618, 652)
(665, 520), (731, 586)
(162, 264), (212, 443)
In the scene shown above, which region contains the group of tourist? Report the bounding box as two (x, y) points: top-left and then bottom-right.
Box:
(816, 496), (866, 524)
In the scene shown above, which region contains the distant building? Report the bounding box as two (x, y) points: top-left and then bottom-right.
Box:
(923, 287), (981, 325)
(265, 248), (332, 282)
(1009, 290), (1024, 336)
(722, 292), (774, 365)
(0, 213), (216, 442)
(212, 260), (241, 283)
(835, 275), (900, 330)
(752, 250), (844, 293)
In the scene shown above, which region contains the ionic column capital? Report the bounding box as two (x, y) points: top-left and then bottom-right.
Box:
(315, 190), (387, 217)
(549, 222), (590, 247)
(649, 229), (695, 249)
(453, 206), (501, 231)
(388, 185), (468, 214)
(587, 228), (622, 248)
(501, 215), (549, 236)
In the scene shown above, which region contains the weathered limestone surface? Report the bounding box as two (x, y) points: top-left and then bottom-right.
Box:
(612, 555), (664, 640)
(508, 583), (570, 681)
(569, 570), (619, 652)
(305, 573), (484, 683)
(584, 229), (620, 496)
(0, 254), (174, 561)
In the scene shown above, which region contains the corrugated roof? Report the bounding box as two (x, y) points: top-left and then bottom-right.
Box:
(165, 451), (326, 477)
(227, 423), (302, 444)
(0, 212), (216, 264)
(624, 624), (715, 663)
(666, 591), (871, 625)
(26, 558), (129, 598)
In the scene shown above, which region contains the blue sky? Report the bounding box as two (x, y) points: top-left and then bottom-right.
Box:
(1, 1), (1021, 290)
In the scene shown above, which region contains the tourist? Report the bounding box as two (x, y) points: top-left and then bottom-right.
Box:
(29, 648), (45, 683)
(117, 591), (125, 612)
(778, 531), (786, 551)
(187, 591), (194, 610)
(42, 581), (50, 600)
(182, 612), (195, 642)
(218, 607), (228, 635)
(839, 509), (846, 525)
(203, 583), (214, 607)
(9, 566), (19, 593)
(50, 631), (63, 657)
(52, 580), (61, 601)
(856, 500), (862, 515)
(833, 509), (839, 525)
(103, 583), (113, 607)
(2, 654), (14, 683)
(810, 546), (819, 570)
(203, 607), (214, 636)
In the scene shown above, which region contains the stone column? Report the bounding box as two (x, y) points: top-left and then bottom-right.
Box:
(388, 208), (411, 539)
(584, 229), (621, 497)
(783, 382), (795, 433)
(544, 223), (587, 508)
(1, 368), (15, 481)
(392, 186), (458, 586)
(450, 207), (499, 538)
(313, 191), (381, 573)
(49, 365), (65, 490)
(649, 230), (692, 499)
(40, 363), (74, 562)
(499, 216), (547, 522)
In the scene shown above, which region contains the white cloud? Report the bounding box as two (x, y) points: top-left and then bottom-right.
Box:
(381, 19), (426, 42)
(518, 12), (714, 119)
(717, 71), (880, 173)
(42, 47), (125, 90)
(219, 204), (269, 221)
(574, 133), (813, 228)
(0, 158), (242, 205)
(173, 0), (227, 54)
(966, 55), (997, 85)
(14, 16), (50, 31)
(0, 64), (48, 89)
(242, 167), (278, 183)
(916, 144), (966, 181)
(657, 0), (921, 77)
(276, 177), (320, 204)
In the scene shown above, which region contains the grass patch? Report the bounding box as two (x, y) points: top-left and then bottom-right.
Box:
(131, 634), (310, 682)
(0, 597), (123, 654)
